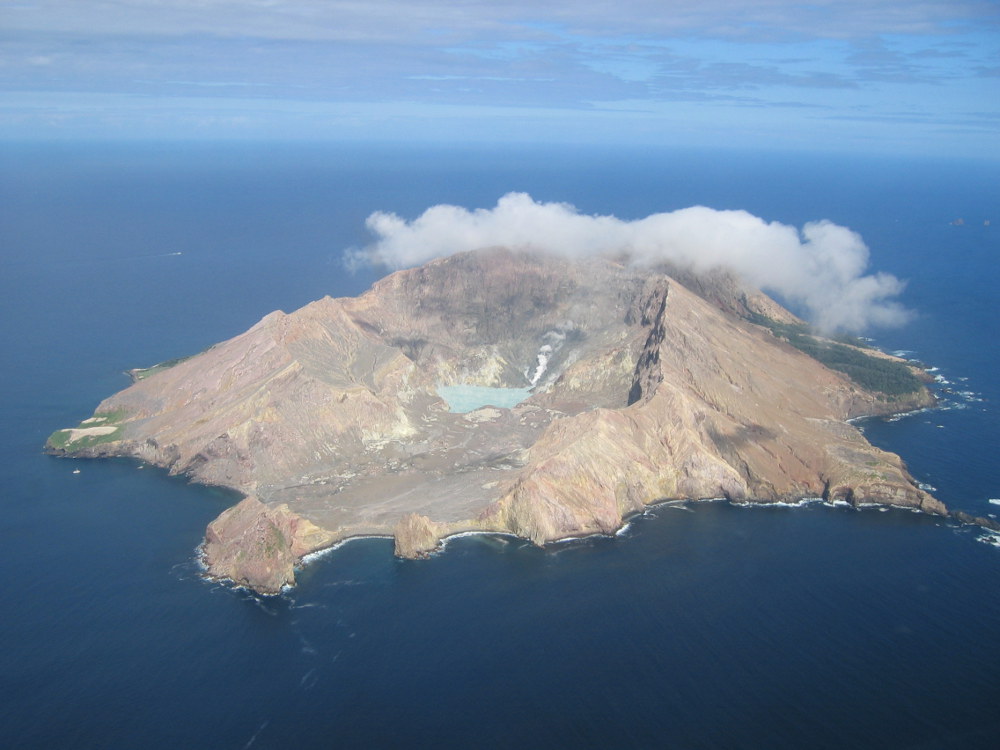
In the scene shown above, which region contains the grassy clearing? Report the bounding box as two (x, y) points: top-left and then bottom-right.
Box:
(747, 313), (922, 396)
(130, 354), (195, 381)
(47, 409), (129, 452)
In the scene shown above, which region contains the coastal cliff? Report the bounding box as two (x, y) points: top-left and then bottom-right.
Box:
(47, 249), (942, 593)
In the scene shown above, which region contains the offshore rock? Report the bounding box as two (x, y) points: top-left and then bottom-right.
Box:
(202, 496), (336, 594)
(950, 510), (1000, 533)
(393, 513), (449, 558)
(48, 249), (943, 593)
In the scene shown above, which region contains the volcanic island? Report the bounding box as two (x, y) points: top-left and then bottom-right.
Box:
(47, 248), (954, 593)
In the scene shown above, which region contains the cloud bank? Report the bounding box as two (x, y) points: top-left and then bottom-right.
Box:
(355, 192), (911, 333)
(5, 2), (995, 151)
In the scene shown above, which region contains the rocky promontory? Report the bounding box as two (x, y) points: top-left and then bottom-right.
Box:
(47, 249), (943, 593)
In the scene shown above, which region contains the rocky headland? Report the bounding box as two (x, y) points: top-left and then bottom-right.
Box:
(47, 249), (945, 593)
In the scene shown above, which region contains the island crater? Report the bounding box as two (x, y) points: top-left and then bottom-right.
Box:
(48, 248), (947, 593)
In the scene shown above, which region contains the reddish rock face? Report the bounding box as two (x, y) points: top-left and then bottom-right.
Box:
(203, 497), (337, 594)
(48, 249), (941, 593)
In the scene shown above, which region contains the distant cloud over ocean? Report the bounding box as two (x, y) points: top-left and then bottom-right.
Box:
(2, 1), (997, 152)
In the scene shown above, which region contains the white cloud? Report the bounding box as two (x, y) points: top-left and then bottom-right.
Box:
(355, 192), (911, 332)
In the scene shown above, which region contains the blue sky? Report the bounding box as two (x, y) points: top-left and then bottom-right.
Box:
(2, 0), (998, 155)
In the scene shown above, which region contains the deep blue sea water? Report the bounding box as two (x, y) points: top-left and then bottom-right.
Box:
(1, 143), (998, 749)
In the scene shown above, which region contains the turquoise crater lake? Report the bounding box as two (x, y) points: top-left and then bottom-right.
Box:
(436, 385), (534, 413)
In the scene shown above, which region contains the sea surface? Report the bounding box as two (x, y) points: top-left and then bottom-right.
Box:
(1, 143), (998, 749)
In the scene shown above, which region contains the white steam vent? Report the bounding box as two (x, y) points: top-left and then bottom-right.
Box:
(526, 325), (573, 387)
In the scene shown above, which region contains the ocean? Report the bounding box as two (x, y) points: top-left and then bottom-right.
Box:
(1, 142), (998, 749)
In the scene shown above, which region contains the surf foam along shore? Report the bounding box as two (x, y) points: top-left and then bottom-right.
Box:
(47, 248), (944, 594)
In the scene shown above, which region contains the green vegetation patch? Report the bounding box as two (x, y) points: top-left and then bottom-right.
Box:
(46, 409), (129, 452)
(747, 314), (922, 396)
(131, 354), (195, 381)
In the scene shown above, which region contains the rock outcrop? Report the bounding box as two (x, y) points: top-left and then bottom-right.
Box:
(393, 514), (450, 558)
(202, 496), (337, 594)
(47, 249), (943, 593)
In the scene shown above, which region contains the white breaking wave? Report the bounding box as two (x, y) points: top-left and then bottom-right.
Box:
(439, 530), (519, 551)
(299, 535), (392, 565)
(615, 521), (636, 536)
(976, 531), (1000, 548)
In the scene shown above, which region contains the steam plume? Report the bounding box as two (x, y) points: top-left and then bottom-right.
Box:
(352, 192), (911, 332)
